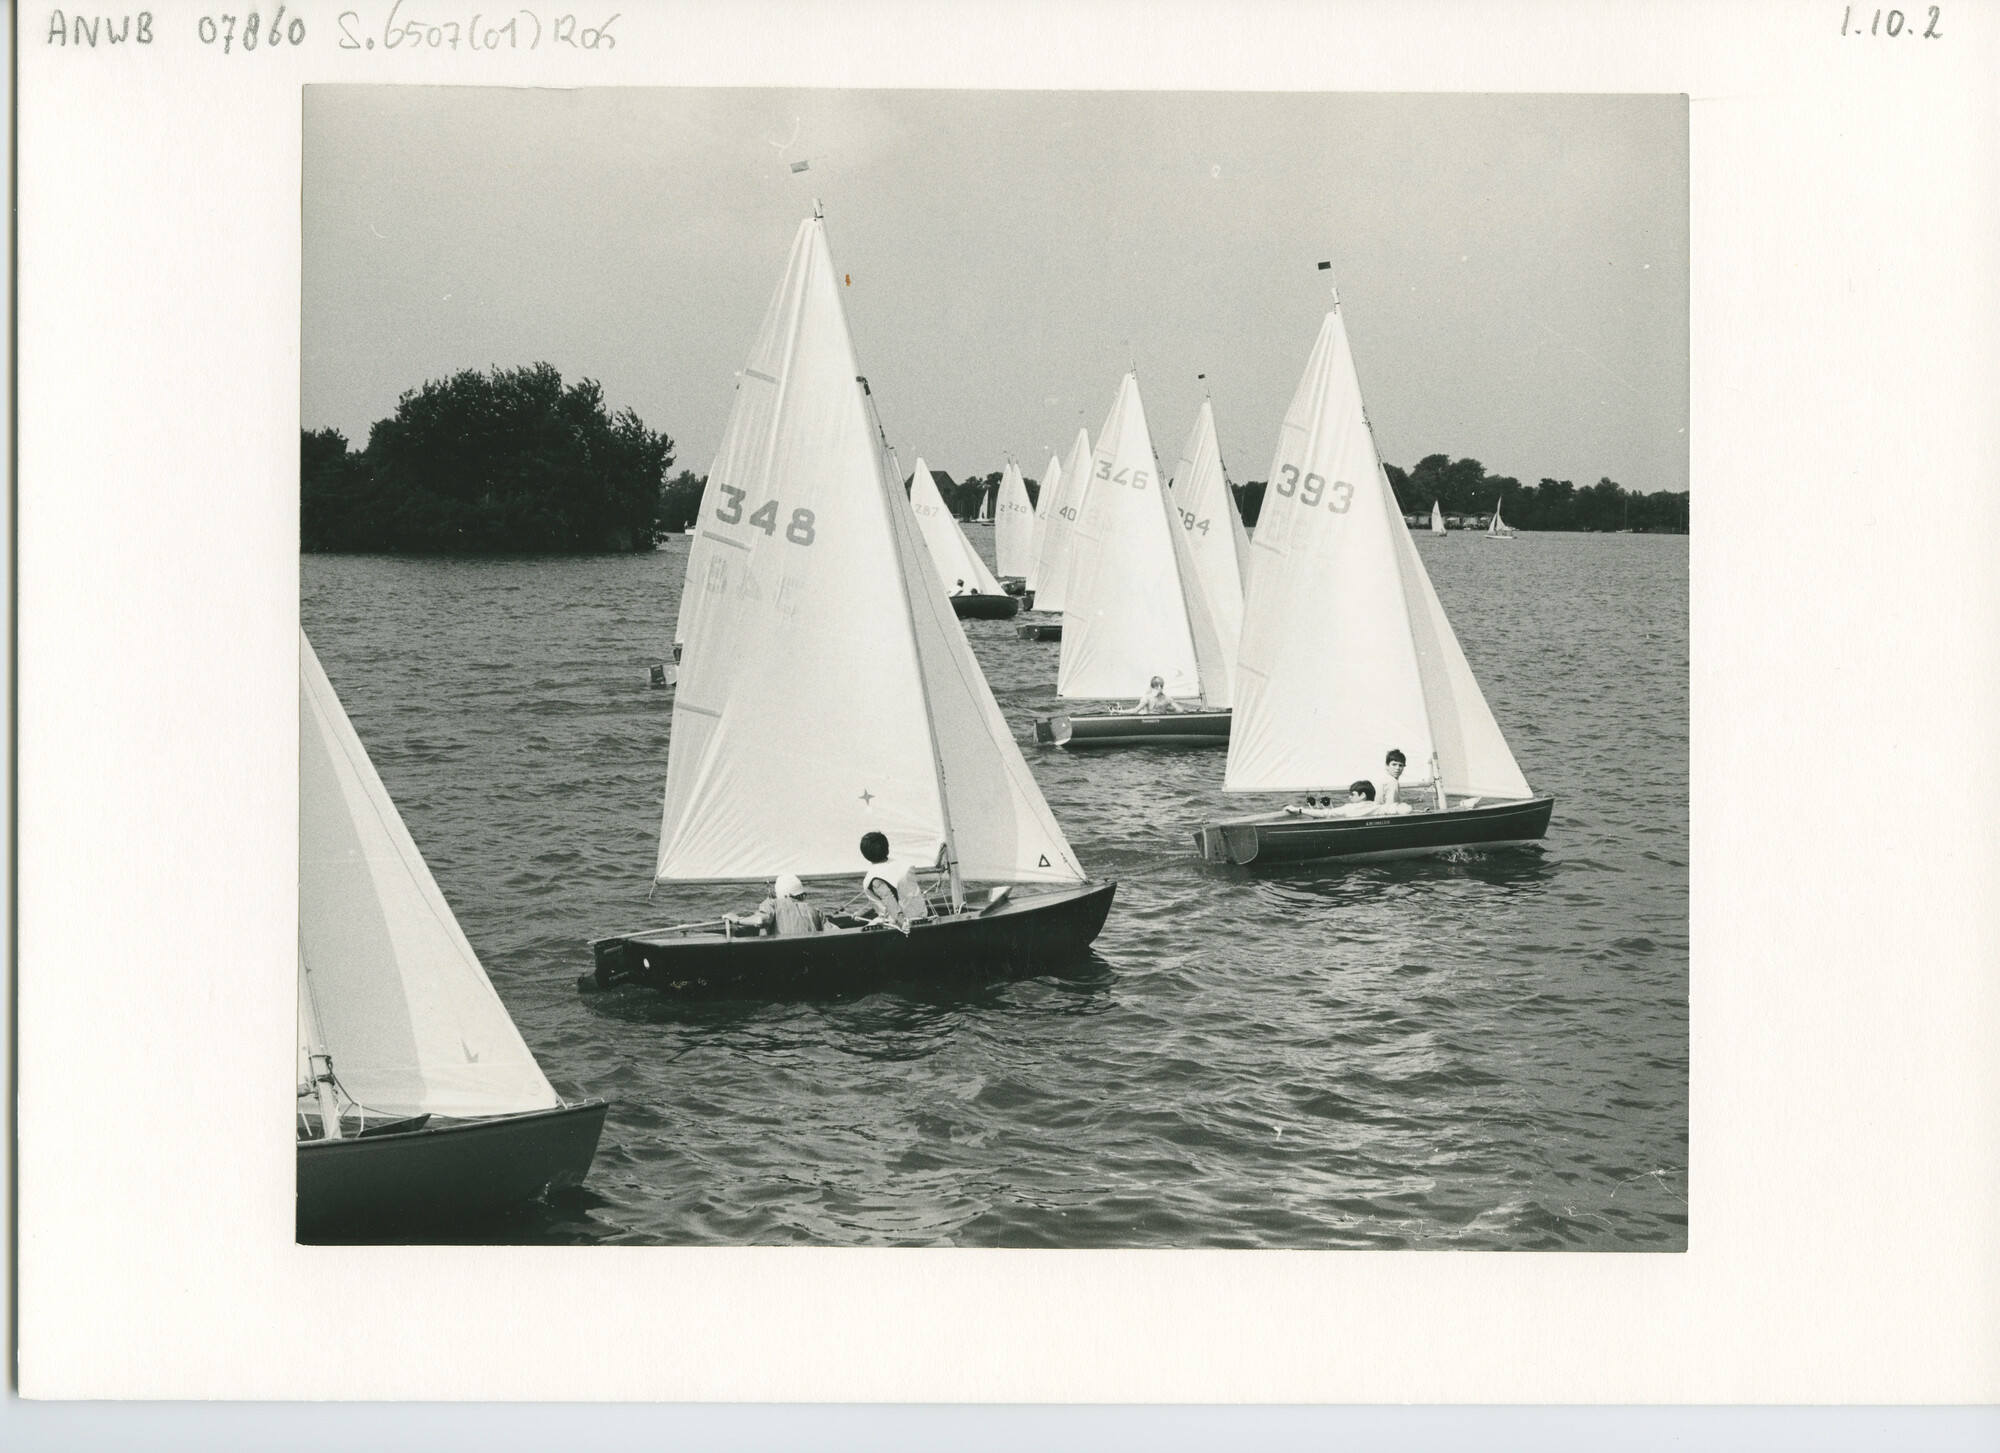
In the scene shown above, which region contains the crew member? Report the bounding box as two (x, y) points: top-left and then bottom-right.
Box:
(857, 831), (934, 928)
(724, 873), (825, 937)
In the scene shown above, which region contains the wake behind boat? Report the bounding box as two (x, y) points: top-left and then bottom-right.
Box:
(298, 632), (605, 1239)
(1196, 265), (1552, 868)
(591, 214), (1113, 999)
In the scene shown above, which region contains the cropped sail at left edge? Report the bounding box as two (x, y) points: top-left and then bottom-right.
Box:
(298, 630), (607, 1238)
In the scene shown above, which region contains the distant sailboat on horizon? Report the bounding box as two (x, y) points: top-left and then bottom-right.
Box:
(1486, 497), (1516, 539)
(994, 458), (1036, 580)
(1430, 500), (1445, 535)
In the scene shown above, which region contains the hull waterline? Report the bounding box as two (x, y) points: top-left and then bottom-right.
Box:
(1033, 709), (1232, 748)
(297, 1100), (609, 1240)
(1196, 795), (1554, 867)
(590, 880), (1115, 999)
(1016, 620), (1062, 641)
(950, 592), (1020, 620)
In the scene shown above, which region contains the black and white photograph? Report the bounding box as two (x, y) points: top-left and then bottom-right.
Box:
(297, 86), (1688, 1248)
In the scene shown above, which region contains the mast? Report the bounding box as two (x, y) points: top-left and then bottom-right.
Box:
(865, 377), (965, 912)
(297, 952), (344, 1140)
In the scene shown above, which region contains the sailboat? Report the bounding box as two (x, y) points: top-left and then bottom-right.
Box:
(993, 458), (1036, 583)
(1195, 269), (1553, 867)
(1430, 500), (1446, 535)
(1166, 397), (1251, 692)
(589, 215), (1114, 997)
(1485, 497), (1516, 539)
(1032, 373), (1232, 749)
(973, 487), (992, 524)
(1017, 425), (1092, 642)
(909, 458), (1019, 619)
(298, 631), (606, 1237)
(1022, 449), (1061, 608)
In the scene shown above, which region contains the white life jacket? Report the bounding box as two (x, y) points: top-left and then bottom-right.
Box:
(862, 860), (932, 920)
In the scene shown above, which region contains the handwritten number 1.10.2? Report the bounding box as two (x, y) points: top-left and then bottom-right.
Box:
(1842, 6), (1942, 35)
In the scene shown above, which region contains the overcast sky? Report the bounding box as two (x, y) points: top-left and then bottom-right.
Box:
(304, 88), (1687, 493)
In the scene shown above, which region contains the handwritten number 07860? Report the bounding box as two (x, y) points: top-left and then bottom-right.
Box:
(715, 486), (817, 546)
(1273, 465), (1353, 514)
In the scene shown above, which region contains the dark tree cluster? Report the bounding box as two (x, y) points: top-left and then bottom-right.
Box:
(302, 364), (675, 554)
(1230, 453), (1688, 533)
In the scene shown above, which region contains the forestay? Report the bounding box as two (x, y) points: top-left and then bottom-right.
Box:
(1028, 426), (1092, 609)
(1225, 304), (1533, 800)
(994, 459), (1035, 578)
(657, 218), (1083, 884)
(910, 457), (1004, 596)
(299, 631), (559, 1119)
(1166, 398), (1251, 703)
(1058, 373), (1226, 705)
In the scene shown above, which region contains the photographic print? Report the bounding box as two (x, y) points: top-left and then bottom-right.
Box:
(297, 86), (1688, 1249)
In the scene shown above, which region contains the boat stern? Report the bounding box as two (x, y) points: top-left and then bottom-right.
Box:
(1032, 714), (1074, 746)
(1196, 821), (1263, 864)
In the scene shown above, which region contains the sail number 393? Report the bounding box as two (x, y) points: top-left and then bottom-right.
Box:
(716, 486), (816, 545)
(1272, 464), (1354, 513)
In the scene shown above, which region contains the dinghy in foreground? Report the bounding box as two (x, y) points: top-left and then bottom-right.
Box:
(298, 632), (605, 1238)
(592, 216), (1113, 999)
(1197, 270), (1552, 867)
(1034, 373), (1232, 748)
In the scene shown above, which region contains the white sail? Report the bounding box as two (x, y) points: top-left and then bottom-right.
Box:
(910, 458), (1004, 596)
(299, 632), (559, 1120)
(975, 489), (991, 523)
(1488, 498), (1509, 536)
(657, 217), (1082, 884)
(994, 459), (1035, 578)
(1057, 373), (1220, 705)
(1026, 451), (1060, 587)
(674, 268), (804, 653)
(1430, 500), (1445, 534)
(1166, 399), (1250, 699)
(1029, 426), (1093, 610)
(1226, 305), (1532, 800)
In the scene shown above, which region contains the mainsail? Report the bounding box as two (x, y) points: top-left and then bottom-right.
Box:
(1166, 398), (1251, 700)
(1225, 302), (1532, 800)
(299, 631), (560, 1120)
(1026, 451), (1061, 588)
(994, 459), (1036, 578)
(974, 489), (991, 523)
(657, 217), (1083, 884)
(1028, 426), (1093, 610)
(910, 458), (1004, 596)
(1057, 373), (1226, 705)
(1431, 500), (1445, 535)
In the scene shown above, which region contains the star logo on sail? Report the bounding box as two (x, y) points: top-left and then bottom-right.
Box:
(859, 789), (874, 807)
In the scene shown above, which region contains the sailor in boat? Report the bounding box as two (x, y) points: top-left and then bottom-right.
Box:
(1124, 675), (1184, 715)
(858, 831), (934, 929)
(951, 578), (968, 596)
(1378, 749), (1411, 811)
(723, 873), (826, 937)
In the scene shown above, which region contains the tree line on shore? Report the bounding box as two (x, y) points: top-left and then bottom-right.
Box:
(302, 363), (1687, 554)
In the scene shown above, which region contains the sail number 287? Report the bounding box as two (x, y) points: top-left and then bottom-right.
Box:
(716, 485), (817, 545)
(1273, 465), (1353, 514)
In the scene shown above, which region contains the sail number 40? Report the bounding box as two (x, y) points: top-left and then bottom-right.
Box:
(1093, 460), (1151, 490)
(716, 486), (818, 545)
(1273, 465), (1353, 513)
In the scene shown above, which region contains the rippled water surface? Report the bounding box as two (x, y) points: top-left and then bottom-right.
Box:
(302, 530), (1687, 1248)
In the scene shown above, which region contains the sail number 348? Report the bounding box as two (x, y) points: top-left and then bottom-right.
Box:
(716, 486), (817, 545)
(1273, 465), (1353, 513)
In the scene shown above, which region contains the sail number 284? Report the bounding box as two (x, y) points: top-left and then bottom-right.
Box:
(716, 486), (817, 545)
(1272, 465), (1353, 514)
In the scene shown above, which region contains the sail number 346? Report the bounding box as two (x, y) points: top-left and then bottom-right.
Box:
(716, 486), (817, 545)
(1272, 465), (1354, 513)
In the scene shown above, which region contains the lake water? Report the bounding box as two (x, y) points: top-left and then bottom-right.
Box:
(302, 530), (1687, 1249)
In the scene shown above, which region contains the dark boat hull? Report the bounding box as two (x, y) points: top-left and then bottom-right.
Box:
(297, 1100), (609, 1241)
(591, 880), (1116, 999)
(1016, 620), (1062, 641)
(1196, 795), (1554, 866)
(950, 593), (1020, 620)
(1034, 709), (1231, 748)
